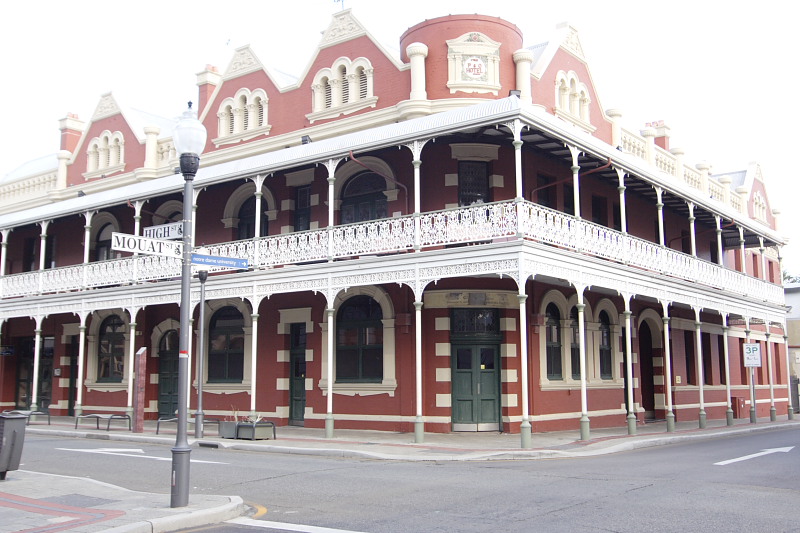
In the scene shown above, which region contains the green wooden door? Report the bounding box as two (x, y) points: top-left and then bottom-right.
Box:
(289, 323), (307, 426)
(158, 330), (180, 417)
(452, 345), (500, 431)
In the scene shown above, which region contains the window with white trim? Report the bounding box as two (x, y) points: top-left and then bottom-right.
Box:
(215, 88), (270, 142)
(309, 57), (376, 121)
(85, 130), (125, 176)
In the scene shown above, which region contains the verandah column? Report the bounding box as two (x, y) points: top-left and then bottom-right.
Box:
(250, 313), (259, 413)
(623, 296), (635, 435)
(694, 309), (707, 428)
(661, 303), (675, 432)
(765, 327), (776, 421)
(568, 145), (582, 219)
(518, 293), (532, 448)
(687, 203), (697, 257)
(615, 168), (627, 234)
(325, 306), (335, 438)
(577, 295), (590, 441)
(30, 318), (44, 411)
(745, 319), (757, 423)
(784, 331), (795, 420)
(252, 174), (266, 241)
(74, 315), (89, 416)
(126, 312), (139, 418)
(654, 187), (665, 246)
(0, 229), (9, 276)
(722, 322), (734, 426)
(414, 300), (424, 443)
(82, 211), (95, 289)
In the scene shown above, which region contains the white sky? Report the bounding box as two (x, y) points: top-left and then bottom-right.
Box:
(2, 0), (797, 271)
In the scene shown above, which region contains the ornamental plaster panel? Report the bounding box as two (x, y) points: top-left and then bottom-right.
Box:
(224, 46), (264, 79)
(320, 10), (366, 47)
(91, 93), (122, 121)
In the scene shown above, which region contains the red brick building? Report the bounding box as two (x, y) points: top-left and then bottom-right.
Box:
(0, 11), (790, 445)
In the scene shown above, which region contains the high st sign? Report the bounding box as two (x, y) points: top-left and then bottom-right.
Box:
(111, 232), (183, 258)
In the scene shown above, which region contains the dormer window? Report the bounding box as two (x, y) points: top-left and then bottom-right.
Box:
(84, 130), (125, 178)
(554, 70), (594, 132)
(214, 88), (271, 146)
(308, 57), (377, 122)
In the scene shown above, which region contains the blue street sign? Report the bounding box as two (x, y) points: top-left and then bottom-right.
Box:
(191, 253), (248, 269)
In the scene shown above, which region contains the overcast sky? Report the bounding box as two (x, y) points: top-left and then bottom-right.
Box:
(2, 0), (797, 271)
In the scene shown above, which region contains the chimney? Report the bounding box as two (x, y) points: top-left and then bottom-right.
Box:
(58, 113), (85, 153)
(196, 64), (221, 117)
(646, 120), (670, 151)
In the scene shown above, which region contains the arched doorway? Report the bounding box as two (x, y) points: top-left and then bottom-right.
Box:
(638, 322), (656, 420)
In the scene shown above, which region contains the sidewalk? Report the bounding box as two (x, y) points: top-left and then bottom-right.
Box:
(2, 414), (797, 532)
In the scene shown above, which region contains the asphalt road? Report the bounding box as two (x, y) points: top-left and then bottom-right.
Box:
(19, 428), (800, 532)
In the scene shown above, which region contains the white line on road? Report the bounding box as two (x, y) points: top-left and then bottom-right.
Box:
(229, 517), (368, 533)
(714, 446), (794, 466)
(56, 448), (228, 464)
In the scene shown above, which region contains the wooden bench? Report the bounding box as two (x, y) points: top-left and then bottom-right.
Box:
(156, 416), (220, 435)
(75, 413), (131, 431)
(2, 410), (50, 425)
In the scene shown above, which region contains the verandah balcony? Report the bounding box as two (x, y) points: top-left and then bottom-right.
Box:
(0, 200), (783, 305)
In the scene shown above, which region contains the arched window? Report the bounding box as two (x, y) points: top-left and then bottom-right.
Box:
(208, 306), (245, 383)
(341, 172), (387, 224)
(237, 196), (268, 239)
(98, 315), (125, 382)
(324, 78), (333, 109)
(336, 295), (383, 382)
(358, 67), (368, 99)
(95, 223), (115, 261)
(599, 311), (613, 379)
(546, 303), (563, 380)
(570, 307), (581, 380)
(339, 65), (348, 105)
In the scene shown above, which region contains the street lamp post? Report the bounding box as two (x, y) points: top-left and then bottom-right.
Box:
(195, 248), (209, 439)
(171, 102), (207, 508)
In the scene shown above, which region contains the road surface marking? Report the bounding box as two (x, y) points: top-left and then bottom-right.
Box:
(230, 517), (368, 532)
(56, 448), (228, 464)
(714, 446), (794, 466)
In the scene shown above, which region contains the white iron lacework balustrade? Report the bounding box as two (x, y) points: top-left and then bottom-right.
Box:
(331, 217), (414, 257)
(419, 202), (516, 247)
(0, 200), (783, 305)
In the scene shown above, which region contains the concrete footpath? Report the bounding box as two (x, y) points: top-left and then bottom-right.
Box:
(2, 415), (798, 532)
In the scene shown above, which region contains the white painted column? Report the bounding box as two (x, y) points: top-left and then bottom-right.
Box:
(512, 49), (534, 104)
(615, 168), (627, 234)
(252, 174), (266, 240)
(406, 42), (428, 101)
(127, 318), (137, 416)
(325, 159), (339, 261)
(662, 312), (675, 432)
(623, 307), (635, 435)
(694, 311), (706, 428)
(784, 332), (795, 420)
(30, 319), (44, 411)
(414, 300), (424, 443)
(765, 329), (776, 421)
(655, 187), (665, 246)
(715, 216), (724, 266)
(759, 237), (766, 281)
(577, 294), (590, 440)
(38, 221), (50, 271)
(745, 321), (756, 423)
(722, 323), (733, 426)
(739, 227), (747, 274)
(251, 314), (259, 413)
(568, 145), (581, 219)
(75, 319), (88, 416)
(518, 293), (532, 448)
(325, 307), (335, 438)
(687, 203), (697, 257)
(82, 211), (95, 289)
(0, 229), (9, 276)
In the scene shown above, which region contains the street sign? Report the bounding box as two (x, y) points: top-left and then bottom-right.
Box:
(191, 253), (248, 270)
(111, 232), (183, 258)
(743, 343), (762, 368)
(143, 222), (183, 240)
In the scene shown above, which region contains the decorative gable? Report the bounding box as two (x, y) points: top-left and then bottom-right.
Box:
(92, 93), (123, 121)
(320, 9), (367, 48)
(446, 32), (502, 95)
(224, 46), (264, 80)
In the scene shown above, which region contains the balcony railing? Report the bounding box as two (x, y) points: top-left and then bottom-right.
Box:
(0, 200), (784, 305)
